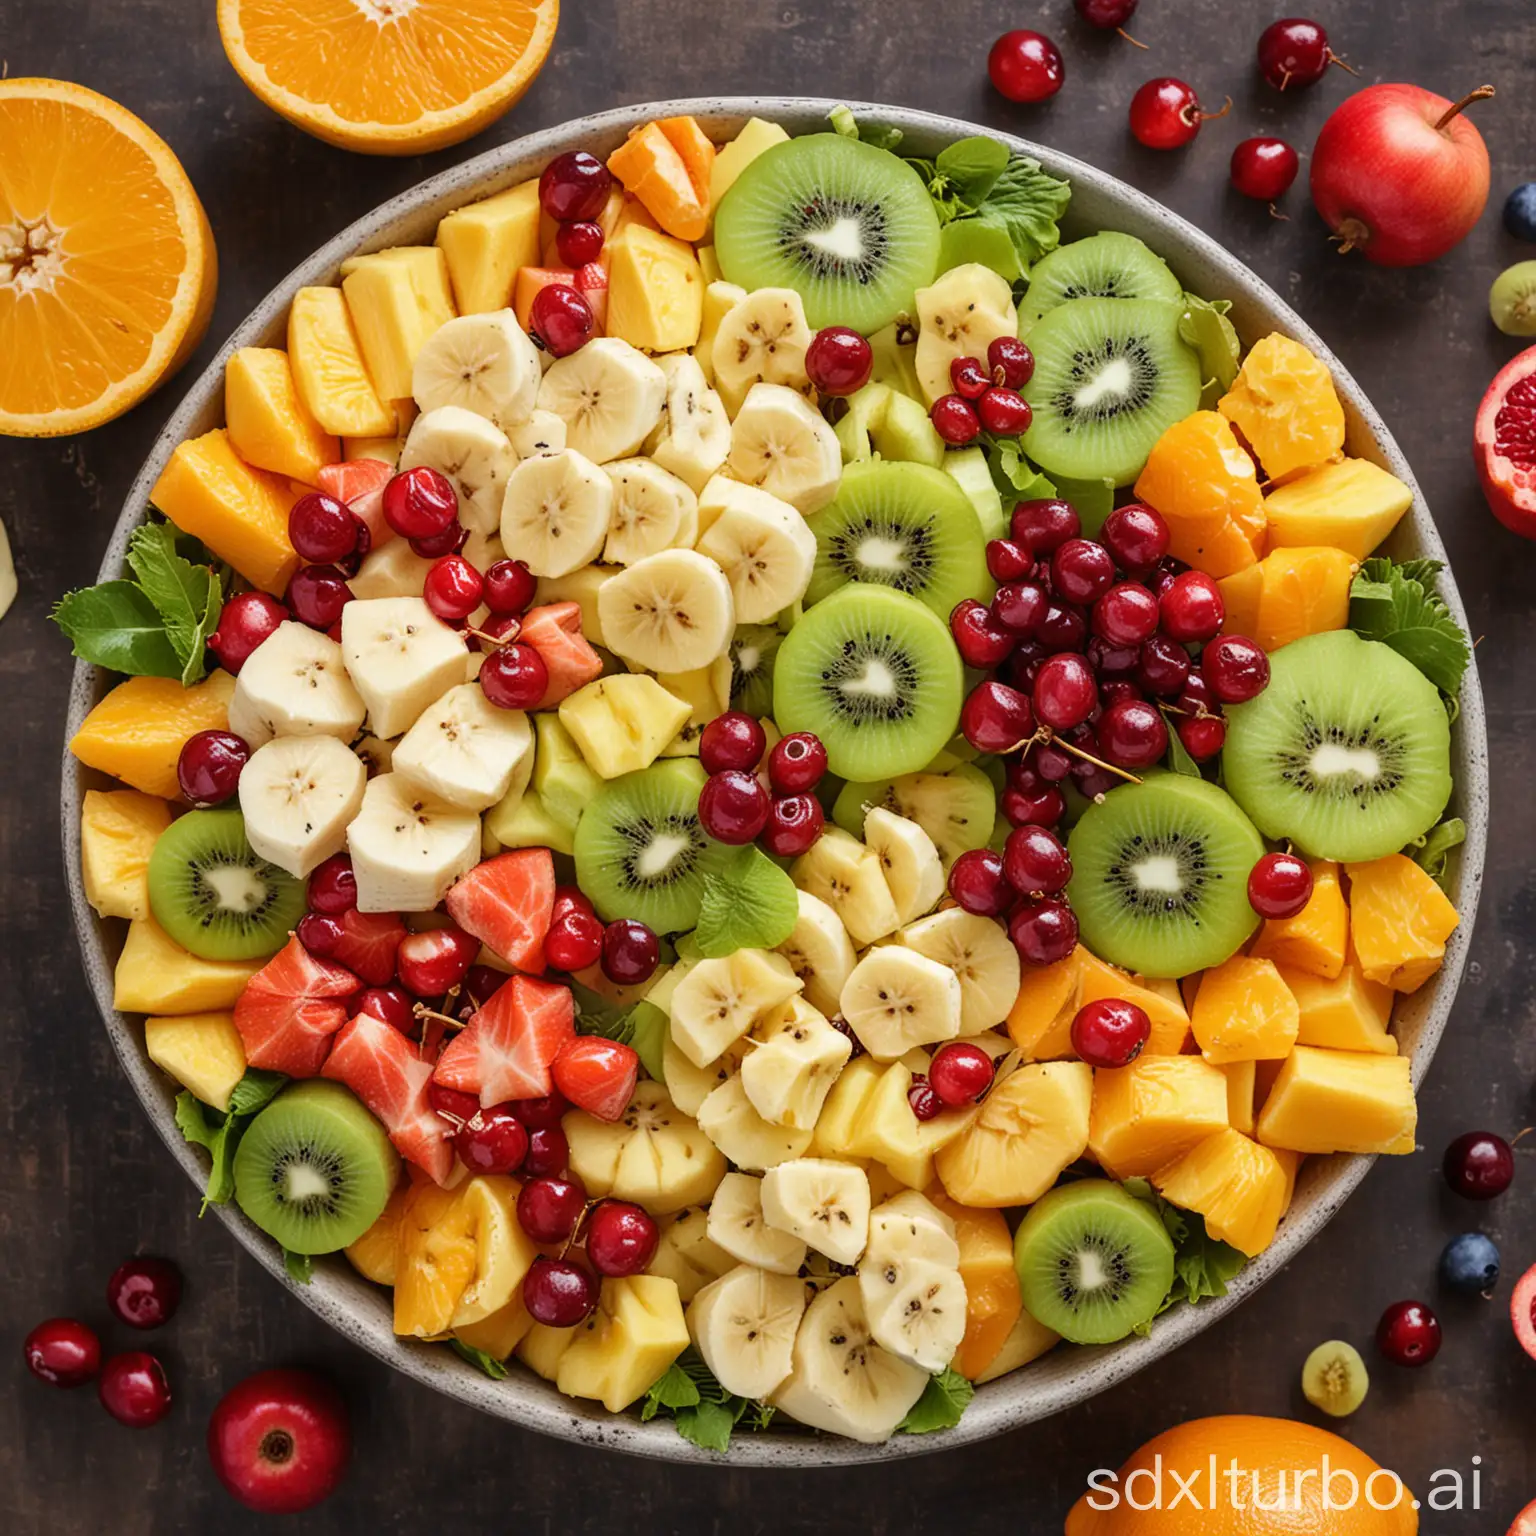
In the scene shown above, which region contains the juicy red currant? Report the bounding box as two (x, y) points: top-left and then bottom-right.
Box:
(1076, 0), (1138, 29)
(1098, 698), (1169, 768)
(761, 793), (824, 857)
(308, 854), (358, 915)
(1159, 570), (1225, 643)
(948, 848), (1013, 917)
(961, 680), (1034, 753)
(423, 555), (484, 622)
(950, 355), (990, 400)
(767, 731), (828, 794)
(1230, 136), (1301, 201)
(1101, 504), (1170, 572)
(289, 492), (360, 565)
(544, 908), (605, 972)
(986, 538), (1034, 582)
(1012, 498), (1080, 553)
(177, 729), (249, 806)
(1004, 824), (1072, 895)
(1070, 998), (1151, 1068)
(539, 150), (612, 222)
(1129, 77), (1227, 151)
(1376, 1300), (1441, 1367)
(107, 1257), (182, 1330)
(555, 219), (604, 267)
(207, 591), (289, 674)
(907, 1076), (943, 1121)
(353, 985), (414, 1032)
(1444, 1132), (1515, 1199)
(479, 642), (548, 709)
(698, 769), (771, 844)
(1093, 582), (1160, 646)
(993, 580), (1050, 640)
(988, 336), (1035, 390)
(1178, 713), (1226, 761)
(482, 558), (536, 616)
(287, 565), (352, 630)
(806, 326), (874, 396)
(409, 524), (469, 559)
(523, 1125), (569, 1178)
(1248, 852), (1313, 920)
(601, 919), (660, 987)
(1037, 603), (1089, 654)
(1051, 539), (1116, 604)
(396, 925), (478, 996)
(931, 393), (981, 445)
(1256, 17), (1340, 91)
(456, 1106), (529, 1176)
(978, 386), (1032, 436)
(100, 1351), (172, 1427)
(988, 29), (1066, 102)
(530, 283), (595, 358)
(511, 1092), (570, 1132)
(699, 710), (766, 774)
(1204, 634), (1270, 703)
(1009, 897), (1079, 965)
(1032, 653), (1097, 730)
(1137, 634), (1191, 697)
(383, 466), (457, 540)
(951, 597), (1017, 667)
(25, 1318), (101, 1387)
(929, 1042), (995, 1106)
(522, 1257), (597, 1328)
(586, 1200), (659, 1278)
(296, 912), (343, 958)
(1003, 785), (1066, 828)
(517, 1175), (588, 1243)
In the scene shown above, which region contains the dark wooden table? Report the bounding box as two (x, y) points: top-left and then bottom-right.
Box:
(5, 2), (1536, 1530)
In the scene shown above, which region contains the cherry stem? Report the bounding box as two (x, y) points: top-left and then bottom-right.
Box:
(1434, 84), (1496, 131)
(1326, 49), (1360, 78)
(1268, 203), (1290, 222)
(1189, 95), (1232, 126)
(412, 1002), (464, 1030)
(1117, 27), (1147, 49)
(1005, 727), (1144, 785)
(466, 622), (517, 648)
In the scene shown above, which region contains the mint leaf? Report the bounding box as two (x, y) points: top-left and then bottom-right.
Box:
(52, 581), (184, 678)
(641, 1360), (703, 1420)
(934, 136), (1010, 211)
(987, 439), (1056, 504)
(227, 1069), (287, 1117)
(173, 1072), (288, 1215)
(899, 1367), (974, 1433)
(1349, 557), (1469, 696)
(695, 845), (799, 957)
(640, 1350), (774, 1451)
(451, 1339), (510, 1379)
(283, 1248), (314, 1285)
(1411, 816), (1467, 888)
(1124, 1179), (1244, 1315)
(675, 1399), (737, 1453)
(1165, 714), (1203, 778)
(128, 522), (222, 684)
(1178, 294), (1241, 406)
(967, 155), (1072, 271)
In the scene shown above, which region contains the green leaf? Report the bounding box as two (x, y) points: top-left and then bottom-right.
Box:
(623, 1000), (670, 1083)
(451, 1339), (510, 1379)
(674, 1399), (737, 1453)
(173, 1092), (222, 1155)
(1169, 1223), (1246, 1308)
(937, 219), (1023, 283)
(1349, 557), (1470, 696)
(694, 845), (799, 957)
(828, 104), (858, 139)
(987, 438), (1056, 504)
(1411, 816), (1467, 887)
(826, 104), (904, 152)
(967, 156), (1072, 271)
(1178, 294), (1242, 407)
(1051, 475), (1117, 538)
(935, 136), (1010, 211)
(641, 1360), (703, 1420)
(573, 986), (636, 1047)
(52, 582), (185, 678)
(227, 1069), (288, 1117)
(283, 1248), (314, 1285)
(1164, 715), (1203, 778)
(898, 1367), (974, 1433)
(173, 1072), (288, 1215)
(127, 522), (222, 683)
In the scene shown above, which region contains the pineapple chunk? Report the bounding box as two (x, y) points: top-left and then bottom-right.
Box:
(517, 1319), (577, 1380)
(1280, 952), (1397, 1055)
(558, 674), (692, 778)
(288, 286), (395, 438)
(647, 1205), (735, 1303)
(1217, 333), (1346, 482)
(1190, 955), (1300, 1064)
(696, 279), (748, 388)
(453, 1297), (533, 1362)
(1250, 860), (1348, 979)
(1153, 1128), (1293, 1257)
(530, 714), (604, 831)
(1263, 457), (1413, 560)
(144, 1011), (247, 1110)
(606, 226), (704, 353)
(1255, 1045), (1416, 1155)
(710, 117), (791, 208)
(113, 917), (262, 1014)
(973, 1305), (1059, 1383)
(80, 789), (172, 920)
(555, 1275), (690, 1413)
(484, 786), (574, 857)
(224, 347), (339, 485)
(1088, 1055), (1230, 1179)
(808, 1056), (885, 1160)
(857, 1059), (979, 1189)
(533, 565), (620, 648)
(340, 247), (457, 403)
(1221, 1060), (1258, 1136)
(1346, 854), (1459, 993)
(657, 657), (732, 758)
(436, 179), (542, 315)
(71, 672), (236, 799)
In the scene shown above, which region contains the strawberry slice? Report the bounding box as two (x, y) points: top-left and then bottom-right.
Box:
(316, 457), (394, 549)
(234, 937), (360, 1078)
(518, 603), (603, 709)
(433, 974), (574, 1106)
(445, 849), (555, 973)
(331, 909), (406, 987)
(322, 1012), (454, 1184)
(552, 1036), (639, 1122)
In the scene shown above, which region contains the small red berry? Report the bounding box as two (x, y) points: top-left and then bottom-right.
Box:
(383, 466), (458, 540)
(287, 565), (352, 630)
(1204, 634), (1270, 703)
(544, 908), (605, 972)
(1376, 1300), (1441, 1368)
(1178, 712), (1226, 761)
(929, 1042), (996, 1106)
(522, 1256), (597, 1327)
(177, 729), (250, 807)
(948, 848), (1013, 917)
(423, 555), (484, 622)
(530, 283), (595, 358)
(977, 386), (1032, 436)
(988, 336), (1034, 390)
(207, 591), (288, 674)
(307, 853), (358, 915)
(1101, 504), (1170, 573)
(986, 538), (1034, 582)
(483, 558), (537, 616)
(950, 356), (990, 400)
(555, 220), (604, 267)
(698, 769), (771, 844)
(1009, 897), (1079, 965)
(951, 597), (1017, 667)
(761, 793), (824, 857)
(586, 1200), (659, 1278)
(1444, 1131), (1515, 1200)
(1129, 77), (1230, 151)
(24, 1318), (101, 1387)
(1070, 998), (1151, 1068)
(1230, 137), (1301, 202)
(99, 1351), (172, 1427)
(600, 919), (660, 987)
(479, 642), (548, 709)
(517, 1175), (588, 1243)
(988, 29), (1066, 103)
(907, 1076), (943, 1121)
(538, 151), (612, 222)
(806, 327), (874, 396)
(961, 680), (1034, 753)
(1248, 852), (1314, 920)
(699, 710), (766, 774)
(1159, 570), (1225, 643)
(931, 393), (982, 445)
(456, 1106), (529, 1176)
(767, 731), (828, 794)
(1012, 499), (1080, 553)
(289, 492), (360, 565)
(107, 1257), (182, 1329)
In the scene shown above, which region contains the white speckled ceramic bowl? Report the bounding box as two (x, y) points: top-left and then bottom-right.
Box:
(63, 99), (1487, 1464)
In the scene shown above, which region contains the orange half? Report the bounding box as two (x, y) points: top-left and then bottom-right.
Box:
(0, 80), (217, 438)
(218, 0), (559, 155)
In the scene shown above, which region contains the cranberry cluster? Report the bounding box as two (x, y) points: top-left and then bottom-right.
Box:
(930, 337), (1036, 447)
(529, 150), (613, 357)
(695, 713), (829, 858)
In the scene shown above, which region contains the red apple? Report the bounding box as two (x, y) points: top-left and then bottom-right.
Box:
(1475, 344), (1536, 539)
(1310, 83), (1493, 266)
(207, 1368), (350, 1514)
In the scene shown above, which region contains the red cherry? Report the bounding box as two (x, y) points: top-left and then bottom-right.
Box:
(907, 1076), (943, 1121)
(479, 642), (548, 709)
(483, 558), (537, 616)
(456, 1105), (530, 1176)
(698, 769), (770, 844)
(1093, 582), (1161, 646)
(555, 219), (604, 267)
(383, 466), (457, 540)
(929, 1042), (996, 1106)
(988, 336), (1035, 390)
(948, 849), (1014, 917)
(806, 326), (874, 396)
(463, 965), (509, 1007)
(353, 985), (415, 1033)
(1376, 1300), (1441, 1367)
(1443, 1131), (1515, 1199)
(106, 1256), (182, 1329)
(518, 1175), (588, 1243)
(767, 731), (828, 794)
(1256, 17), (1345, 91)
(289, 492), (360, 565)
(1159, 570), (1225, 642)
(1071, 999), (1151, 1068)
(1098, 698), (1169, 768)
(177, 729), (250, 806)
(539, 151), (612, 222)
(988, 29), (1066, 103)
(761, 793), (825, 857)
(1076, 0), (1139, 30)
(1203, 634), (1270, 703)
(544, 908), (605, 972)
(951, 597), (1018, 667)
(1101, 504), (1170, 572)
(99, 1351), (172, 1427)
(1231, 137), (1301, 202)
(1004, 824), (1072, 895)
(1009, 897), (1079, 965)
(601, 919), (660, 987)
(297, 911), (344, 958)
(307, 854), (358, 915)
(511, 1092), (570, 1132)
(396, 924), (478, 996)
(986, 538), (1034, 583)
(931, 393), (981, 445)
(1002, 784), (1066, 828)
(207, 591), (289, 674)
(523, 1256), (597, 1327)
(286, 565), (352, 630)
(523, 1125), (569, 1177)
(961, 680), (1034, 753)
(24, 1318), (101, 1387)
(977, 386), (1032, 436)
(699, 710), (766, 774)
(207, 1368), (350, 1515)
(950, 355), (990, 400)
(1129, 77), (1230, 151)
(1036, 601), (1089, 653)
(423, 555), (484, 622)
(409, 523), (469, 560)
(1178, 712), (1227, 761)
(1137, 633), (1192, 697)
(586, 1200), (660, 1278)
(994, 580), (1050, 641)
(1051, 538), (1116, 604)
(530, 283), (595, 358)
(1032, 653), (1097, 730)
(1012, 498), (1080, 553)
(552, 884), (595, 924)
(1248, 852), (1314, 920)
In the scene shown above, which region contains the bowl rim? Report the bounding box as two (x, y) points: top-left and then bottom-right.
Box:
(62, 95), (1488, 1466)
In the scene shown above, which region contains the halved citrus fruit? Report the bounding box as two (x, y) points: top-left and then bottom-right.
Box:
(0, 80), (217, 438)
(217, 0), (560, 156)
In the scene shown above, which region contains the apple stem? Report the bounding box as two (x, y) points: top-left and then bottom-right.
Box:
(1435, 84), (1497, 132)
(1332, 217), (1371, 256)
(1117, 27), (1148, 50)
(1268, 203), (1290, 223)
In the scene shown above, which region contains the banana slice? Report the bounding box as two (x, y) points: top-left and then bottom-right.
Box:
(866, 1190), (961, 1270)
(900, 907), (1022, 1033)
(740, 997), (853, 1130)
(346, 771), (482, 912)
(228, 621), (366, 749)
(536, 336), (666, 464)
(840, 947), (963, 1061)
(696, 1075), (813, 1172)
(913, 263), (1019, 405)
(696, 280), (748, 388)
(499, 448), (613, 579)
(790, 826), (902, 948)
(648, 353), (731, 493)
(775, 890), (858, 1017)
(706, 1171), (808, 1275)
(859, 1254), (967, 1375)
(669, 949), (804, 1068)
(398, 405), (516, 536)
(564, 1080), (726, 1216)
(602, 457), (699, 565)
(711, 287), (813, 416)
(390, 682), (533, 812)
(507, 408), (567, 458)
(695, 478), (817, 623)
(595, 547), (735, 673)
(863, 808), (945, 925)
(689, 1264), (807, 1402)
(339, 596), (470, 740)
(662, 1030), (749, 1118)
(725, 383), (842, 515)
(239, 734), (366, 878)
(647, 1206), (735, 1304)
(760, 1158), (871, 1267)
(411, 310), (541, 430)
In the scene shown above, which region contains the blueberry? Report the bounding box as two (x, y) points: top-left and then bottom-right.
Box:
(1504, 183), (1536, 242)
(1439, 1232), (1500, 1295)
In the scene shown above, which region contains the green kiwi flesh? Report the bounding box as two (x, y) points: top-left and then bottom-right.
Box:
(1221, 630), (1453, 863)
(232, 1081), (399, 1254)
(729, 624), (783, 718)
(1067, 773), (1265, 977)
(772, 584), (962, 782)
(831, 763), (996, 867)
(148, 807), (307, 961)
(713, 134), (941, 333)
(1019, 232), (1183, 331)
(1013, 1180), (1176, 1345)
(1023, 297), (1202, 487)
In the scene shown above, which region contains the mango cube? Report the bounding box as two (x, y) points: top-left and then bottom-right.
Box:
(1217, 563), (1263, 637)
(225, 347), (339, 485)
(1346, 854), (1459, 992)
(80, 789), (173, 920)
(71, 671), (236, 799)
(1263, 457), (1413, 560)
(606, 226), (703, 352)
(857, 1059), (979, 1190)
(144, 1011), (247, 1110)
(1006, 945), (1191, 1060)
(710, 117), (789, 208)
(1191, 955), (1300, 1064)
(1250, 860), (1348, 979)
(1246, 546), (1359, 652)
(555, 1275), (690, 1412)
(340, 247), (457, 403)
(114, 916), (262, 1014)
(925, 1193), (1024, 1382)
(1088, 1055), (1230, 1179)
(454, 1297), (533, 1363)
(558, 675), (692, 779)
(1153, 1128), (1294, 1256)
(436, 179), (542, 315)
(517, 1319), (576, 1380)
(1280, 953), (1397, 1055)
(1218, 332), (1346, 482)
(1221, 1060), (1258, 1136)
(287, 285), (395, 439)
(1256, 1045), (1416, 1155)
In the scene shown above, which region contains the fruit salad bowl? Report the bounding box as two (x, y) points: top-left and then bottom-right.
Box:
(62, 97), (1488, 1464)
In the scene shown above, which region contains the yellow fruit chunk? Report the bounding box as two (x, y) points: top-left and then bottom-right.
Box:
(150, 430), (301, 594)
(454, 1297), (533, 1362)
(855, 1059), (979, 1189)
(517, 1319), (575, 1380)
(1247, 546), (1359, 651)
(80, 788), (172, 919)
(1217, 562), (1263, 637)
(113, 915), (262, 1014)
(657, 658), (732, 758)
(927, 1192), (1023, 1381)
(1088, 1055), (1230, 1179)
(808, 1055), (885, 1158)
(340, 247), (456, 404)
(1256, 1045), (1416, 1155)
(1250, 860), (1348, 979)
(344, 435), (402, 466)
(1190, 955), (1300, 1064)
(1153, 1129), (1294, 1257)
(555, 1275), (690, 1413)
(451, 1175), (539, 1327)
(288, 285), (395, 438)
(225, 346), (338, 485)
(144, 1010), (247, 1109)
(973, 1305), (1059, 1383)
(1006, 946), (1190, 1060)
(72, 670), (236, 799)
(436, 179), (542, 314)
(1281, 952), (1397, 1054)
(935, 1061), (1093, 1207)
(1347, 853), (1459, 992)
(1218, 333), (1346, 482)
(710, 118), (791, 208)
(1263, 457), (1413, 560)
(1275, 1147), (1303, 1215)
(346, 1183), (409, 1286)
(393, 1182), (478, 1339)
(0, 79), (217, 437)
(1221, 1060), (1257, 1136)
(605, 226), (703, 353)
(558, 674), (692, 779)
(216, 0), (558, 156)
(533, 566), (618, 648)
(647, 1206), (734, 1304)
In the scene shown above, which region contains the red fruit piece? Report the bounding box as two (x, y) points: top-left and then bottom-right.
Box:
(1509, 1498), (1536, 1536)
(433, 975), (575, 1107)
(234, 938), (360, 1077)
(1476, 345), (1536, 539)
(207, 1367), (350, 1515)
(322, 1012), (453, 1183)
(329, 909), (406, 988)
(395, 925), (478, 997)
(1514, 1263), (1536, 1361)
(445, 848), (556, 974)
(552, 1036), (640, 1122)
(316, 457), (393, 549)
(516, 602), (603, 708)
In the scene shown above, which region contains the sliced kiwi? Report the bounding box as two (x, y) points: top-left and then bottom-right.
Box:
(1490, 260), (1536, 337)
(147, 808), (306, 961)
(773, 584), (962, 782)
(729, 624), (783, 718)
(233, 1081), (399, 1254)
(1067, 773), (1265, 977)
(1019, 232), (1183, 332)
(1013, 1180), (1176, 1345)
(573, 759), (734, 933)
(1222, 631), (1453, 863)
(713, 134), (942, 333)
(804, 459), (989, 619)
(1023, 297), (1202, 487)
(831, 763), (996, 866)
(1301, 1339), (1370, 1417)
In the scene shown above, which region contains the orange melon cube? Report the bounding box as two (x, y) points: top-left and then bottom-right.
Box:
(71, 670), (236, 798)
(1249, 546), (1359, 651)
(1346, 854), (1459, 993)
(1217, 563), (1263, 637)
(225, 347), (339, 486)
(1280, 951), (1396, 1055)
(1088, 1054), (1230, 1179)
(1153, 1128), (1293, 1256)
(607, 121), (710, 242)
(1190, 955), (1300, 1063)
(927, 1192), (1023, 1382)
(1006, 950), (1081, 1058)
(1221, 1059), (1257, 1135)
(1218, 333), (1346, 482)
(1255, 1045), (1415, 1155)
(150, 429), (301, 594)
(346, 1183), (410, 1286)
(1250, 860), (1348, 979)
(659, 116), (717, 197)
(1076, 952), (1192, 1055)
